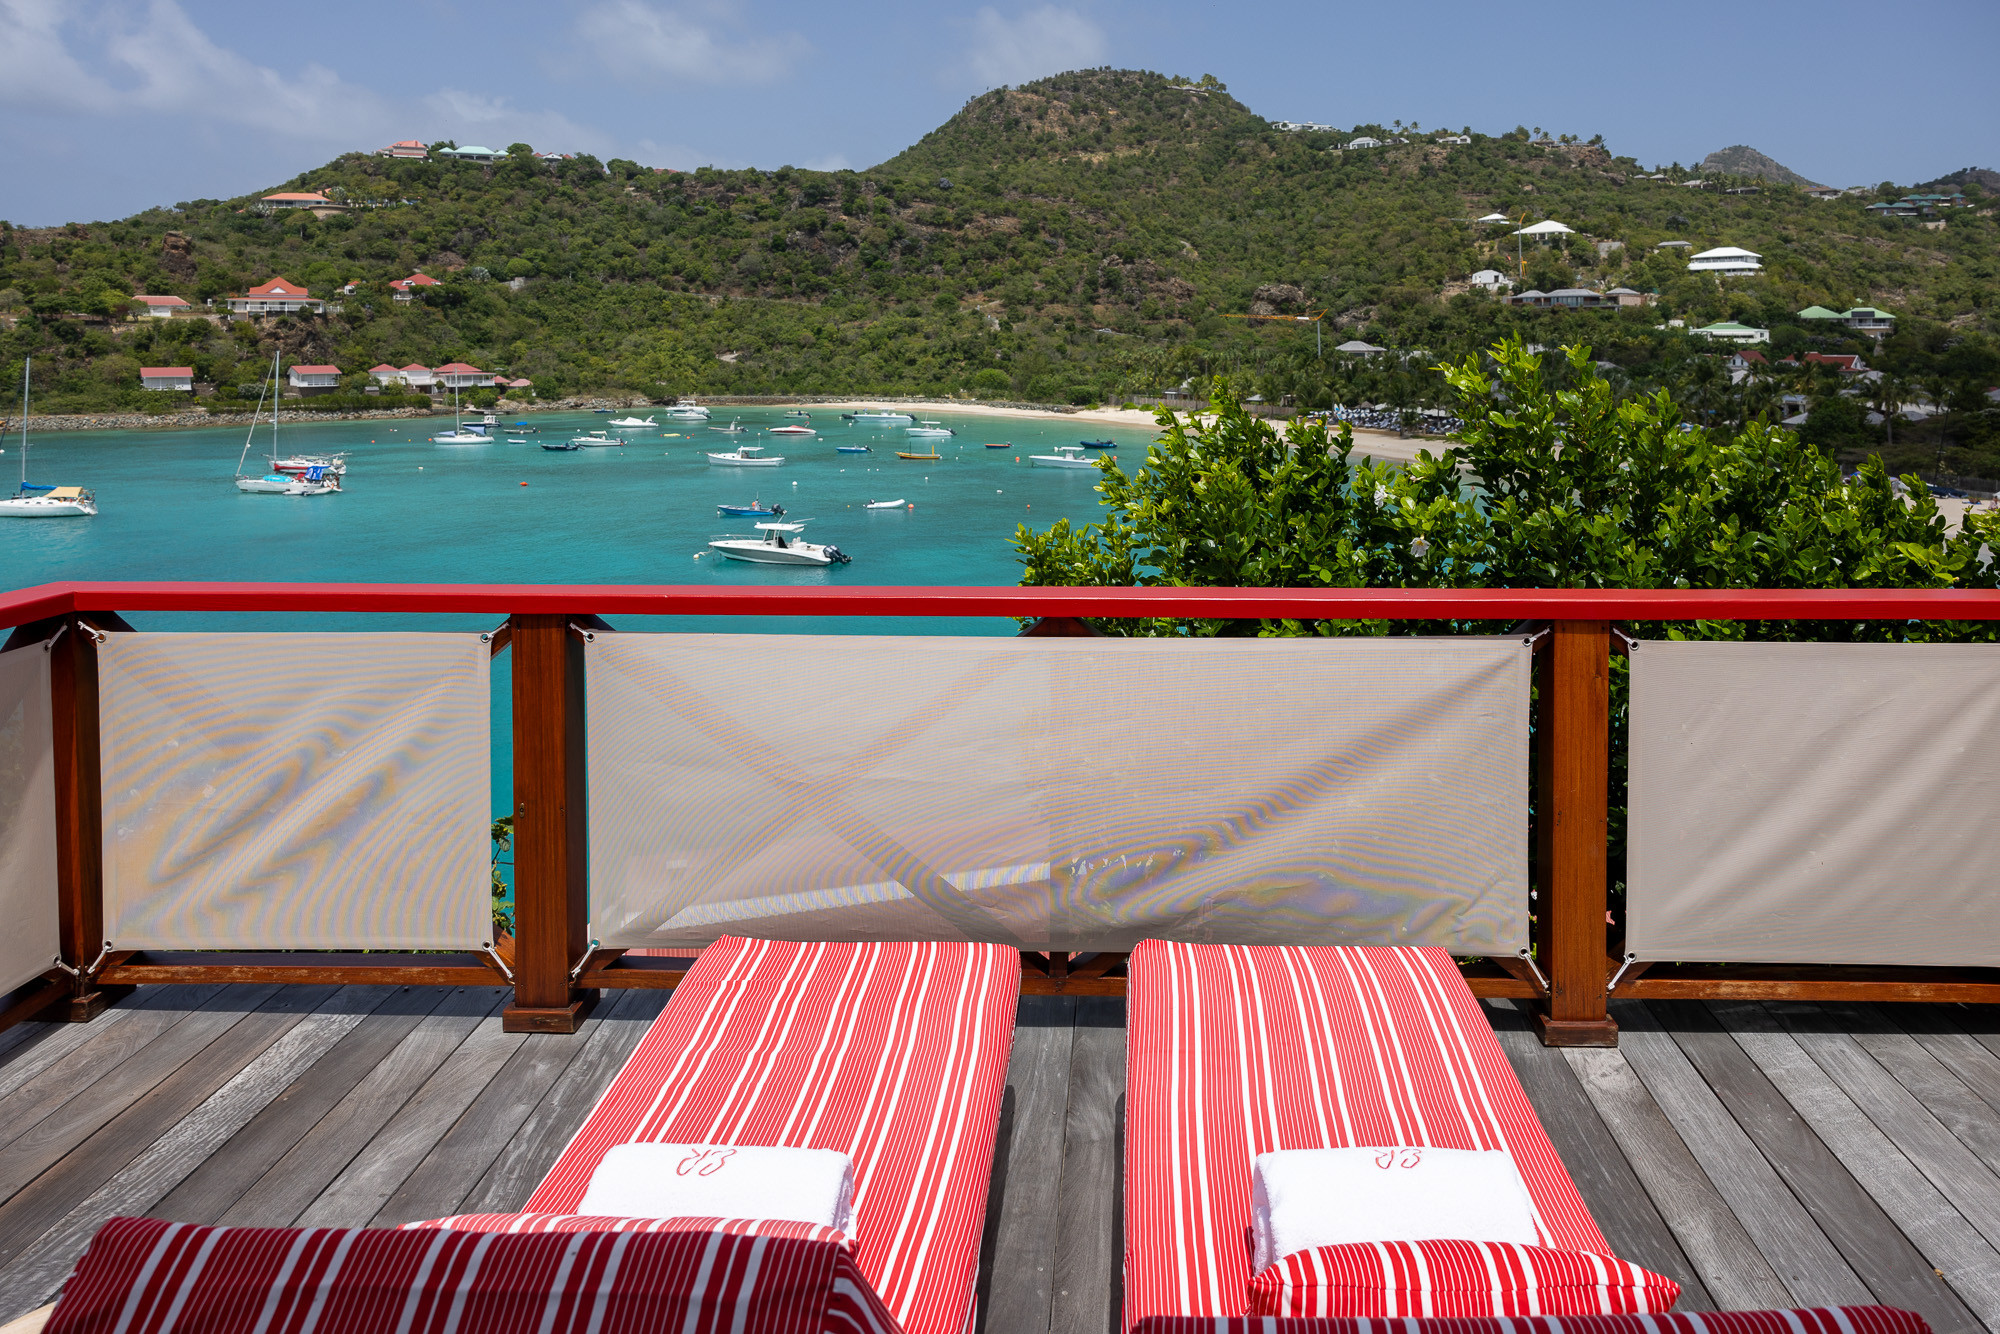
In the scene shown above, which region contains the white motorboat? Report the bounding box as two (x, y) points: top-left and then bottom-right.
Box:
(606, 414), (656, 427)
(707, 444), (783, 466)
(846, 410), (913, 424)
(232, 351), (338, 496)
(0, 358), (96, 517)
(767, 424), (816, 436)
(570, 431), (623, 447)
(708, 419), (748, 434)
(865, 499), (907, 509)
(905, 419), (955, 437)
(1029, 444), (1100, 469)
(664, 399), (711, 419)
(708, 521), (850, 566)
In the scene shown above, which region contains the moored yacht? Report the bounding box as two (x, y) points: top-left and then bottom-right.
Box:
(664, 399), (711, 420)
(846, 409), (913, 424)
(1029, 444), (1099, 469)
(606, 414), (656, 427)
(570, 431), (623, 447)
(905, 419), (955, 437)
(0, 358), (96, 517)
(707, 444), (783, 466)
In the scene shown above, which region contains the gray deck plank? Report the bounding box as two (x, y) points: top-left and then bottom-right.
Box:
(1836, 1005), (2000, 1176)
(1724, 1002), (2000, 1328)
(0, 987), (221, 1157)
(1648, 1001), (1979, 1334)
(0, 987), (383, 1313)
(154, 986), (456, 1223)
(0, 1008), (138, 1105)
(216, 988), (505, 1227)
(1771, 1003), (2000, 1254)
(1050, 998), (1124, 1334)
(291, 1005), (526, 1228)
(1484, 1001), (1715, 1309)
(371, 1004), (619, 1226)
(457, 989), (669, 1216)
(1564, 1045), (1793, 1309)
(1614, 1002), (1872, 1307)
(976, 996), (1074, 1334)
(1888, 1007), (2000, 1126)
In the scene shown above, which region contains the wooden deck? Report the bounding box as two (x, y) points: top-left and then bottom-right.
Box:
(0, 987), (1998, 1334)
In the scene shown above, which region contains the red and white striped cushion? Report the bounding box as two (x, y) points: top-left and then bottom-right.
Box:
(46, 1214), (840, 1334)
(1246, 1241), (1680, 1317)
(405, 1213), (851, 1247)
(1125, 942), (1612, 1325)
(527, 938), (1017, 1334)
(1130, 1309), (1934, 1334)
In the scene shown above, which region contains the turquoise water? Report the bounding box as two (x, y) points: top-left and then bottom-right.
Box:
(1, 406), (1151, 815)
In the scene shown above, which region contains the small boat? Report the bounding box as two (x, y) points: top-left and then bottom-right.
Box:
(707, 444), (783, 466)
(768, 424), (816, 436)
(570, 431), (622, 447)
(607, 414), (656, 427)
(896, 449), (942, 461)
(503, 422), (539, 435)
(0, 358), (96, 517)
(783, 409), (811, 418)
(541, 440), (581, 451)
(983, 442), (1010, 449)
(1079, 439), (1117, 449)
(846, 410), (913, 424)
(1029, 444), (1099, 469)
(593, 408), (611, 414)
(718, 499), (785, 517)
(708, 521), (849, 566)
(272, 453), (347, 476)
(905, 419), (955, 437)
(865, 499), (906, 510)
(663, 399), (711, 419)
(708, 419), (748, 434)
(836, 445), (872, 454)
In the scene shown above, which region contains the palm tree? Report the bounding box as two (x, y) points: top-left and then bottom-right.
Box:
(1867, 375), (1909, 446)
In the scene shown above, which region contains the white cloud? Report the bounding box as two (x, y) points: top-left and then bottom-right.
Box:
(965, 5), (1105, 89)
(577, 0), (807, 85)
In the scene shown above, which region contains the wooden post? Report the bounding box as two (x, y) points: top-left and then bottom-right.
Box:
(505, 614), (595, 1033)
(1532, 619), (1617, 1047)
(49, 617), (126, 1021)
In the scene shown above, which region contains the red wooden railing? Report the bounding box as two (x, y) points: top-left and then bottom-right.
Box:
(7, 580), (2000, 1048)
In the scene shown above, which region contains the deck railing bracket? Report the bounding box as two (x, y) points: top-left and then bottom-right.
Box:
(1607, 952), (1641, 993)
(567, 622), (596, 644)
(1515, 947), (1550, 994)
(481, 943), (516, 984)
(52, 941), (113, 981)
(40, 623), (67, 653)
(570, 941), (601, 984)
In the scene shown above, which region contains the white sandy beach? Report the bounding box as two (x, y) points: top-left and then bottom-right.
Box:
(806, 398), (1434, 464)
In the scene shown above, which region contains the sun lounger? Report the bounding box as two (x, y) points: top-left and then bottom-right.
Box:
(1124, 941), (1638, 1326)
(499, 937), (1018, 1334)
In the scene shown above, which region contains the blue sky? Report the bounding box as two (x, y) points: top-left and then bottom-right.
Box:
(3, 0), (1994, 226)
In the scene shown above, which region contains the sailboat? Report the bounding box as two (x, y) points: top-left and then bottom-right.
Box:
(430, 385), (490, 444)
(235, 351), (338, 495)
(0, 359), (96, 517)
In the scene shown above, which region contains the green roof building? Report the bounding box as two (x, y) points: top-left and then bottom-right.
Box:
(1797, 306), (1844, 320)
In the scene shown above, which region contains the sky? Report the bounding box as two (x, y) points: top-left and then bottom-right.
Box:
(2, 0), (1994, 226)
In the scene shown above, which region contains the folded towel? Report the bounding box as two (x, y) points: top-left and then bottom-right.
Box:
(1250, 1147), (1538, 1274)
(576, 1144), (854, 1233)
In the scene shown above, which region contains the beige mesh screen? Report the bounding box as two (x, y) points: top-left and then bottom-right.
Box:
(1629, 639), (2000, 966)
(0, 645), (60, 992)
(99, 633), (491, 950)
(586, 633), (1530, 953)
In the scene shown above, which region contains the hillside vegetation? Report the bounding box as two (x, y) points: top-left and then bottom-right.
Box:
(2, 69), (1996, 469)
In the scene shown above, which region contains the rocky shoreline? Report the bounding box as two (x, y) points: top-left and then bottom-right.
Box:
(0, 393), (1094, 434)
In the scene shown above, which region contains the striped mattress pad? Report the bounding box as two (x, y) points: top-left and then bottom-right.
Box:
(1129, 1312), (1932, 1334)
(1124, 942), (1609, 1328)
(525, 937), (1019, 1334)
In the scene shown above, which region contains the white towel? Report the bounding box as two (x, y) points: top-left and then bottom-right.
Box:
(576, 1143), (855, 1232)
(1250, 1146), (1539, 1273)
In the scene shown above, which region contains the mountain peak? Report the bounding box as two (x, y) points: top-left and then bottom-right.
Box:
(1697, 145), (1823, 189)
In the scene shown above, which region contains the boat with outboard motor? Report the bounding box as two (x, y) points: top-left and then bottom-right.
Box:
(708, 520), (849, 566)
(845, 410), (913, 424)
(570, 431), (623, 447)
(865, 499), (906, 510)
(1029, 444), (1099, 469)
(905, 419), (955, 438)
(718, 499), (785, 517)
(707, 444), (782, 466)
(836, 445), (871, 454)
(0, 357), (96, 517)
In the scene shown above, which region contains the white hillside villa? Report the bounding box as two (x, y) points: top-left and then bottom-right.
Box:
(1687, 246), (1763, 276)
(1468, 269), (1512, 291)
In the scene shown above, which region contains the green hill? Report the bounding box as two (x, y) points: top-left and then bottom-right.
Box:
(2, 67), (1996, 473)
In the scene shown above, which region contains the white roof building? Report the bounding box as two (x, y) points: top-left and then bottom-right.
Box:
(1474, 212), (1511, 224)
(1468, 269), (1512, 289)
(1346, 137), (1383, 149)
(1334, 340), (1386, 354)
(1513, 220), (1575, 237)
(1687, 246), (1763, 276)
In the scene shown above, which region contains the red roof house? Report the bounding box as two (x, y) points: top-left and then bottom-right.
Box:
(224, 278), (328, 315)
(133, 295), (191, 317)
(140, 367), (194, 390)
